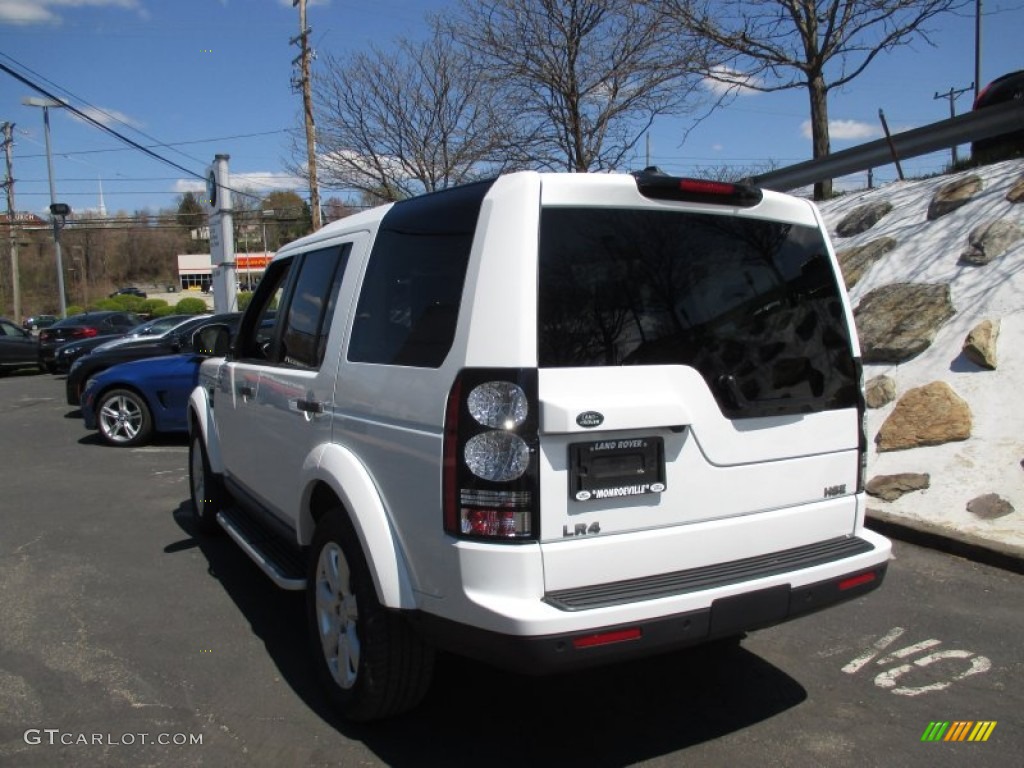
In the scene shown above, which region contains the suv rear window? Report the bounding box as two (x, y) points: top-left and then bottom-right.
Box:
(537, 208), (858, 419)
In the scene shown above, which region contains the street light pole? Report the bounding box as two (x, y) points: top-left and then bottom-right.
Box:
(22, 97), (68, 318)
(2, 122), (21, 322)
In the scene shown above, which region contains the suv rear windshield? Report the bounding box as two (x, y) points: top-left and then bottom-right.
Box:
(537, 208), (858, 419)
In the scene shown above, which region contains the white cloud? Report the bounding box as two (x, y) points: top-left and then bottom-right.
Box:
(174, 172), (304, 196)
(702, 66), (762, 97)
(0, 0), (55, 23)
(801, 119), (881, 141)
(322, 148), (408, 179)
(0, 0), (141, 26)
(233, 171), (305, 191)
(73, 106), (144, 130)
(174, 179), (205, 195)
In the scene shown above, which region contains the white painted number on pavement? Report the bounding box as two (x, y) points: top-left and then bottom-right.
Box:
(842, 627), (992, 696)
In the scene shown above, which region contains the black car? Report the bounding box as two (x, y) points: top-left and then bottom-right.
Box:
(972, 70), (1024, 163)
(53, 314), (193, 374)
(66, 313), (241, 405)
(109, 286), (147, 299)
(38, 311), (143, 373)
(0, 317), (43, 375)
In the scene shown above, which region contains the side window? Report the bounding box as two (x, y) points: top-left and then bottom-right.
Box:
(278, 244), (349, 369)
(234, 257), (294, 361)
(347, 232), (471, 368)
(347, 180), (490, 368)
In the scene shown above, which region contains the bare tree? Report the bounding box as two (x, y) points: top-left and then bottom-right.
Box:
(456, 0), (709, 172)
(311, 24), (520, 201)
(657, 0), (968, 198)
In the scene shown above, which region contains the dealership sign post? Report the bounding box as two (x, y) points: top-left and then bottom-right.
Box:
(205, 154), (237, 313)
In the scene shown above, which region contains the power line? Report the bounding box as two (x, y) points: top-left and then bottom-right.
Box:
(0, 60), (204, 178)
(0, 57), (265, 204)
(0, 51), (207, 168)
(13, 129), (292, 161)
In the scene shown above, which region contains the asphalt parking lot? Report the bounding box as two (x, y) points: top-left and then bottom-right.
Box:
(1, 371), (1021, 767)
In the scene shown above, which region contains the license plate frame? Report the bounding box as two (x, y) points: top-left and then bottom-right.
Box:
(568, 436), (666, 502)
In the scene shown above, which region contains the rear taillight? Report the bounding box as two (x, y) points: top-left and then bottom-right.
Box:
(71, 327), (98, 339)
(444, 368), (539, 541)
(633, 167), (763, 207)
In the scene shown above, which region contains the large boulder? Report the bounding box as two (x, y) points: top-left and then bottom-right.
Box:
(875, 381), (972, 452)
(1007, 175), (1024, 204)
(927, 175), (982, 220)
(866, 473), (930, 502)
(865, 375), (897, 409)
(959, 219), (1024, 266)
(966, 494), (1015, 519)
(835, 201), (894, 237)
(854, 283), (955, 363)
(836, 237), (898, 289)
(962, 319), (1000, 370)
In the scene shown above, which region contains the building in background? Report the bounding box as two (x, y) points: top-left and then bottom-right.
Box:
(176, 252), (270, 291)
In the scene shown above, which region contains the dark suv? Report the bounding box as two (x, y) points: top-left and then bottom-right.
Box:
(109, 287), (147, 299)
(38, 311), (142, 373)
(22, 315), (58, 334)
(972, 70), (1024, 163)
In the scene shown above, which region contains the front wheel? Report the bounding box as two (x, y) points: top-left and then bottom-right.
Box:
(96, 388), (153, 447)
(189, 432), (224, 534)
(307, 508), (434, 721)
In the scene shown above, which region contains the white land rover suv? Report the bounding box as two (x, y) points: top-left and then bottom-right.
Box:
(188, 170), (891, 721)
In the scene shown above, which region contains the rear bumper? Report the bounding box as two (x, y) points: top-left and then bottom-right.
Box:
(410, 555), (887, 675)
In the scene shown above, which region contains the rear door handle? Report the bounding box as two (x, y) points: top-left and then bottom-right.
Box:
(239, 385), (255, 398)
(296, 399), (324, 414)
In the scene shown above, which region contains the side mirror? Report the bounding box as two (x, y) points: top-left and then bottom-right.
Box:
(192, 324), (232, 357)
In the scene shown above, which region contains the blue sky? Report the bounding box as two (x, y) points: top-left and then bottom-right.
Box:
(1, 0), (1021, 218)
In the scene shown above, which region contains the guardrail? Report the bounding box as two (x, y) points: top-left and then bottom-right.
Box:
(750, 98), (1024, 192)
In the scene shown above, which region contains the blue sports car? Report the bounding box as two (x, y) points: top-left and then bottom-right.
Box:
(81, 354), (201, 447)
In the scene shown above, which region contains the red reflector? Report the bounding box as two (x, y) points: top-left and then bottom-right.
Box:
(571, 627), (642, 649)
(463, 508), (520, 537)
(839, 571), (876, 591)
(678, 178), (737, 196)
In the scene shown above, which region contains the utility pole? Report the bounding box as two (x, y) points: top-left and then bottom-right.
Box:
(974, 0), (983, 102)
(2, 122), (20, 321)
(933, 84), (974, 166)
(23, 97), (70, 318)
(292, 0), (321, 231)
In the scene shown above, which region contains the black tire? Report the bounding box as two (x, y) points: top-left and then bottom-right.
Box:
(307, 508), (434, 721)
(96, 388), (153, 447)
(189, 432), (224, 534)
